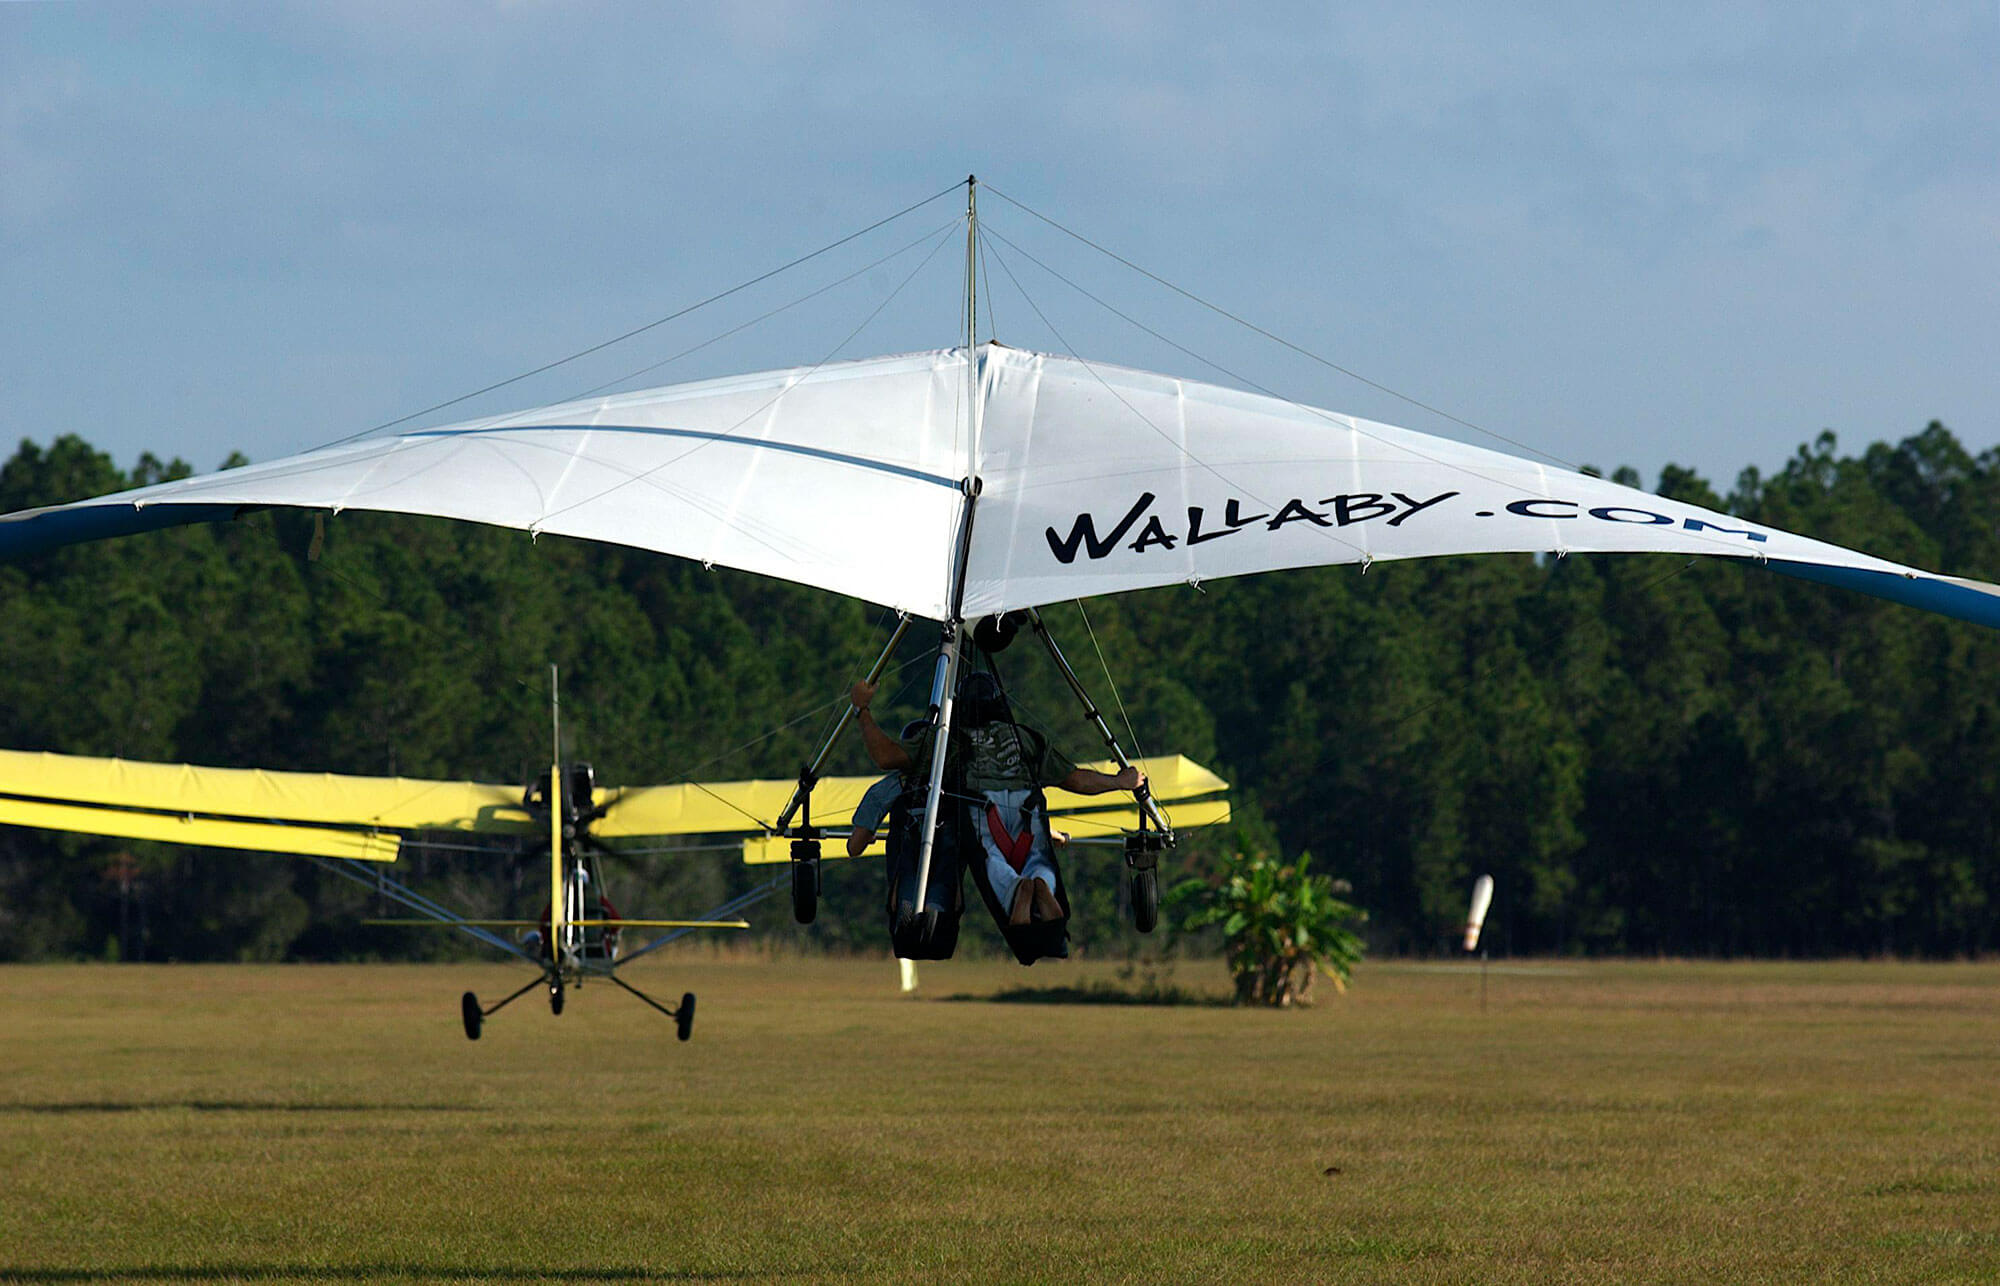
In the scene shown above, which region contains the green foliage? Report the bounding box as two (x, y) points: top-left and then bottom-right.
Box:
(1169, 849), (1366, 1006)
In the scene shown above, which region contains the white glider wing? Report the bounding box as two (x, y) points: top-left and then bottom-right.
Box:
(4, 344), (1996, 628)
(0, 351), (974, 620)
(961, 348), (2000, 625)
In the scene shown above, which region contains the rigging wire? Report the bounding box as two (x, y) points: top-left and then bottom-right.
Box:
(977, 220), (1000, 344)
(979, 223), (1763, 566)
(1071, 596), (1151, 769)
(984, 224), (1299, 411)
(980, 182), (1581, 473)
(978, 229), (1368, 564)
(493, 216), (964, 421)
(527, 219), (963, 534)
(312, 180), (965, 452)
(281, 206), (966, 835)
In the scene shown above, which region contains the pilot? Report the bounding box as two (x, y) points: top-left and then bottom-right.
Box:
(845, 719), (927, 857)
(850, 675), (1144, 926)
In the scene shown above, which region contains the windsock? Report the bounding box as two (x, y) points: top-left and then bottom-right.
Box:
(1463, 875), (1494, 952)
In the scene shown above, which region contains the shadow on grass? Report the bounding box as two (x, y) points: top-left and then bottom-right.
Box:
(0, 1101), (487, 1115)
(0, 1269), (752, 1283)
(943, 982), (1231, 1007)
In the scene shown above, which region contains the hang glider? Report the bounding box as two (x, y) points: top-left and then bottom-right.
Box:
(2, 344), (1996, 629)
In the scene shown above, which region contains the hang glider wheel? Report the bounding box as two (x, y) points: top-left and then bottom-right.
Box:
(1125, 831), (1165, 934)
(461, 991), (483, 1041)
(790, 837), (821, 925)
(1130, 868), (1159, 934)
(548, 975), (565, 1016)
(676, 992), (696, 1042)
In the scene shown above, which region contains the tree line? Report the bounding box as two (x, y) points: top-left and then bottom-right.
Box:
(1, 420), (1997, 962)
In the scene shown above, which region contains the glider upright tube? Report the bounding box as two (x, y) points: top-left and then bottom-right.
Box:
(910, 462), (984, 922)
(910, 623), (963, 925)
(775, 614), (912, 835)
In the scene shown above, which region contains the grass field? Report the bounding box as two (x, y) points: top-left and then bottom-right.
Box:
(2, 955), (1998, 1284)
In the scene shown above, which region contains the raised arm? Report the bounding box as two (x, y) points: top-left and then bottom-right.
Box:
(1059, 764), (1146, 796)
(852, 680), (913, 771)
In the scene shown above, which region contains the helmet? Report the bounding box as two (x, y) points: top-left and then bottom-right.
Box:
(957, 671), (1011, 728)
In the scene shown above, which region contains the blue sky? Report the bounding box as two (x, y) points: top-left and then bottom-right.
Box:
(3, 1), (1994, 491)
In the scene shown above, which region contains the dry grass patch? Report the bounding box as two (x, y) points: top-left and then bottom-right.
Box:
(0, 958), (1996, 1283)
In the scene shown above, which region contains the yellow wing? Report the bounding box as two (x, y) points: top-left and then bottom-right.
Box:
(0, 747), (527, 831)
(0, 746), (536, 863)
(0, 793), (401, 861)
(592, 778), (839, 839)
(0, 745), (1226, 866)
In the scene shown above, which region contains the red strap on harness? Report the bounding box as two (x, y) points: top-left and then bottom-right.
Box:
(985, 803), (1036, 872)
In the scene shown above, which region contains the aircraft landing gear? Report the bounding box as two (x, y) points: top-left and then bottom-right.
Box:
(1130, 868), (1159, 934)
(1125, 830), (1168, 934)
(459, 973), (547, 1040)
(548, 974), (565, 1015)
(608, 971), (697, 1040)
(790, 836), (821, 925)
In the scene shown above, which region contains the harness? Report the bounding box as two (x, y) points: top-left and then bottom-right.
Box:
(984, 799), (1037, 871)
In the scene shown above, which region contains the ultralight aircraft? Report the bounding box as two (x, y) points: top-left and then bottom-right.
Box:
(0, 659), (1229, 1037)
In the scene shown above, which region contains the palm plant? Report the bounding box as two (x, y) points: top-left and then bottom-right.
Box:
(1169, 849), (1365, 1006)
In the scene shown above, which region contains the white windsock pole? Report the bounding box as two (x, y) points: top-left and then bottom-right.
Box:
(1463, 875), (1494, 952)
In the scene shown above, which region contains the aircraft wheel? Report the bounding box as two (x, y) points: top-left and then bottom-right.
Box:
(461, 991), (483, 1041)
(548, 975), (565, 1016)
(791, 857), (818, 924)
(1131, 868), (1159, 934)
(676, 992), (696, 1042)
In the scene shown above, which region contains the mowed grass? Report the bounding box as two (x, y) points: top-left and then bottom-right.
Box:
(2, 957), (1998, 1284)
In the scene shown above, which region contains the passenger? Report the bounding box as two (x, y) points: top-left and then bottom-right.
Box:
(850, 676), (1144, 926)
(846, 720), (926, 857)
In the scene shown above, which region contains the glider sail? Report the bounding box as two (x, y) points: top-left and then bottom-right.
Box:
(4, 345), (1995, 628)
